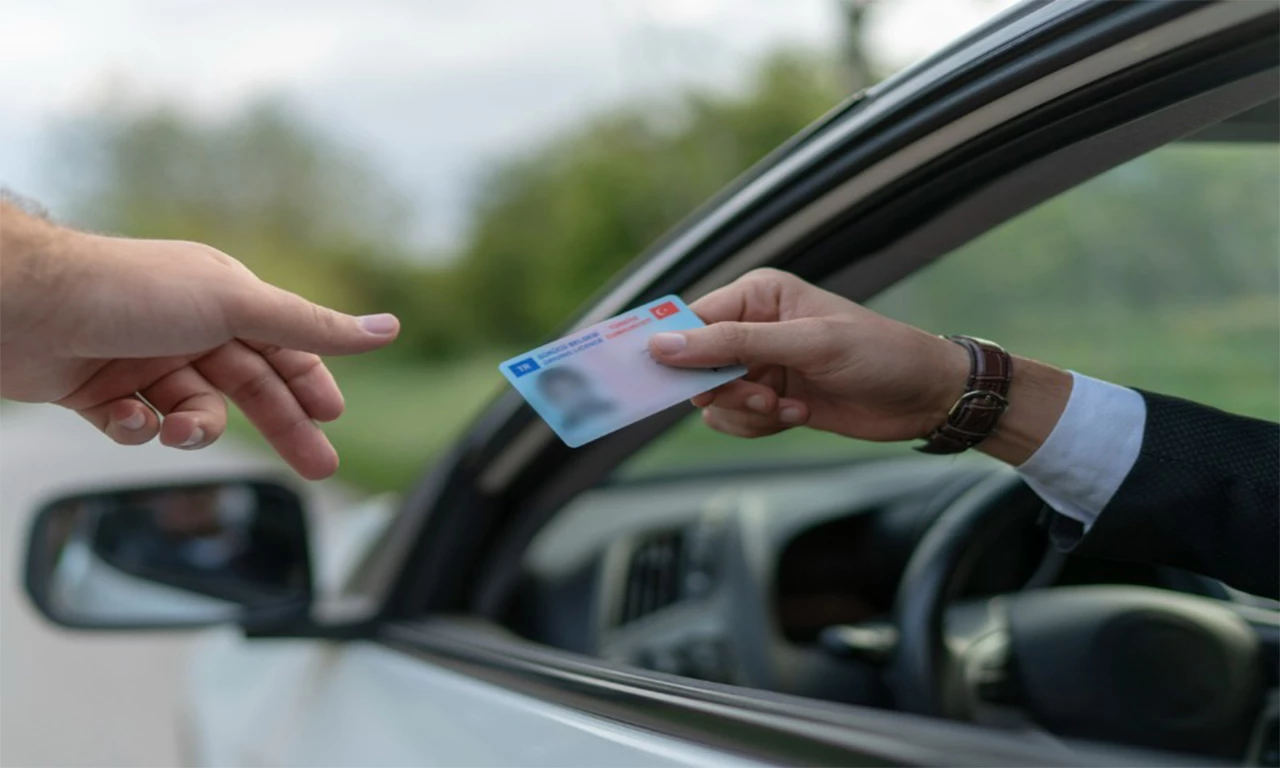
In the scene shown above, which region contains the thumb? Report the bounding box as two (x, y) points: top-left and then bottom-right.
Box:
(229, 283), (400, 355)
(648, 319), (829, 369)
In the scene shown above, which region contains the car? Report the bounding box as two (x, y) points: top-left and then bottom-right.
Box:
(22, 0), (1280, 765)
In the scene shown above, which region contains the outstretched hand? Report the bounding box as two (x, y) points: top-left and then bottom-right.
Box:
(1, 209), (400, 479)
(647, 269), (968, 442)
(647, 269), (1069, 464)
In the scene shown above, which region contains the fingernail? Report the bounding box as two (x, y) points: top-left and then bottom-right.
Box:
(746, 395), (768, 413)
(650, 332), (687, 354)
(780, 407), (803, 424)
(358, 313), (399, 335)
(118, 411), (146, 430)
(178, 427), (205, 449)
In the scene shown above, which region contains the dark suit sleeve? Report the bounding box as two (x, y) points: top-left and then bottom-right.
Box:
(1047, 390), (1279, 599)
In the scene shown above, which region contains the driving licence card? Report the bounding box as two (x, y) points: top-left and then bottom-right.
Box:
(499, 296), (746, 447)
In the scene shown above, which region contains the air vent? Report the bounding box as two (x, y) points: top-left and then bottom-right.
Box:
(618, 530), (685, 626)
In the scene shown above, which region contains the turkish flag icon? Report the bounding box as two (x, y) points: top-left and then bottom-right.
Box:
(650, 301), (680, 320)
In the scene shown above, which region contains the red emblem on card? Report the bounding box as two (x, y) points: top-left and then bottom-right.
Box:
(650, 301), (679, 320)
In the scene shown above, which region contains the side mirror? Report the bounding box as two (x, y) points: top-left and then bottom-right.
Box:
(24, 479), (313, 630)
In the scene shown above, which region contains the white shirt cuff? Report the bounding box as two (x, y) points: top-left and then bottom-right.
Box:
(1015, 372), (1146, 531)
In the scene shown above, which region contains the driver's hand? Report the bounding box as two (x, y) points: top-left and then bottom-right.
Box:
(647, 269), (969, 442)
(1, 206), (400, 480)
(647, 269), (1070, 465)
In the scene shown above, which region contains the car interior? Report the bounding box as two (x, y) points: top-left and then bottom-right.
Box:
(499, 77), (1280, 764)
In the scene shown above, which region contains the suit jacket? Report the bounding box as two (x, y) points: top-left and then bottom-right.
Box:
(1048, 390), (1279, 599)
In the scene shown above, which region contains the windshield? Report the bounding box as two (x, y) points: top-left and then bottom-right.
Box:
(620, 140), (1280, 478)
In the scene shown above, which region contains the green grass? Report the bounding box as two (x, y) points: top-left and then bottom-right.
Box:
(319, 353), (512, 490)
(227, 349), (511, 492)
(227, 297), (1279, 493)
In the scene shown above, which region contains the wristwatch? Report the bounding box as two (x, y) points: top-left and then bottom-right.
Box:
(916, 335), (1012, 455)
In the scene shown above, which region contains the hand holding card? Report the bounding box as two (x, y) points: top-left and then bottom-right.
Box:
(499, 296), (746, 447)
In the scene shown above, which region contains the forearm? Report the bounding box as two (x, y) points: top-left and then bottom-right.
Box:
(976, 356), (1073, 466)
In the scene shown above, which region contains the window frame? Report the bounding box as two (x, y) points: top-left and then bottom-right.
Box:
(466, 24), (1279, 625)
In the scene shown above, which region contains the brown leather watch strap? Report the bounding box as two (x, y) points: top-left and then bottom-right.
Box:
(916, 336), (1012, 455)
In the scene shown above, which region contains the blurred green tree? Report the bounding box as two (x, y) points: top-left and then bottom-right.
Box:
(49, 52), (853, 356)
(458, 50), (848, 343)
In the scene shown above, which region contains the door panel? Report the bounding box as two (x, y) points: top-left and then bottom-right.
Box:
(186, 631), (764, 767)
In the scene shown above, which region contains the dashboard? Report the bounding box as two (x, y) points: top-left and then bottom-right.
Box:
(511, 456), (1230, 699)
(509, 455), (1280, 763)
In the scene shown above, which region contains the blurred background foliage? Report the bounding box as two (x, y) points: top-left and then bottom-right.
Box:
(459, 50), (846, 342)
(57, 49), (848, 359)
(46, 6), (1278, 492)
(50, 45), (854, 490)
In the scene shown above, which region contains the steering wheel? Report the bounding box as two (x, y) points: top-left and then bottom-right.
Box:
(890, 470), (1267, 758)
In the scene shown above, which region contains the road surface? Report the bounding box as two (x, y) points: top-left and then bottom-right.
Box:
(1, 404), (355, 767)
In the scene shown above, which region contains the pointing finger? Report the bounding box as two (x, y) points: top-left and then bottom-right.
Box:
(195, 340), (339, 480)
(243, 342), (344, 422)
(229, 282), (400, 357)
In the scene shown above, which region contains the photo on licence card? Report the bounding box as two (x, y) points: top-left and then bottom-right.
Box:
(499, 296), (746, 447)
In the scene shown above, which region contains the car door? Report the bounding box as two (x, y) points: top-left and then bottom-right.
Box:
(185, 1), (1279, 765)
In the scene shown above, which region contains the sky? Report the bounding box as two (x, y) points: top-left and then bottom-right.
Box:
(0, 0), (1013, 252)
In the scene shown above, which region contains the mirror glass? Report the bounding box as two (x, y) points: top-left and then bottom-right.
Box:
(26, 481), (312, 628)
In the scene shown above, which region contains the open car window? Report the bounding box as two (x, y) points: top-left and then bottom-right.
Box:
(620, 140), (1280, 479)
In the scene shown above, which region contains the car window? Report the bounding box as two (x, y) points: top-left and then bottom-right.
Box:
(621, 141), (1280, 478)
